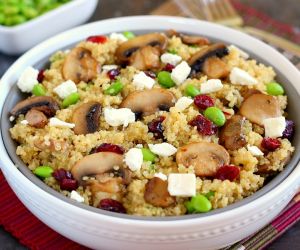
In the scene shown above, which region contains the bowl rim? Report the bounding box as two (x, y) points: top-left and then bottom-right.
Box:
(0, 15), (300, 223)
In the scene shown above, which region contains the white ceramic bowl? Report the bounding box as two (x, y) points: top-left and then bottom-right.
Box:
(0, 0), (98, 55)
(0, 16), (300, 250)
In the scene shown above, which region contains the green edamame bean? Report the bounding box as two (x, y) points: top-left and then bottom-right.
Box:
(104, 80), (123, 95)
(185, 84), (200, 97)
(33, 166), (53, 178)
(190, 194), (212, 212)
(204, 191), (215, 199)
(141, 148), (157, 162)
(266, 82), (284, 96)
(22, 7), (38, 19)
(62, 92), (80, 108)
(0, 13), (5, 24)
(184, 200), (195, 214)
(167, 49), (177, 54)
(32, 84), (46, 96)
(204, 107), (226, 126)
(157, 71), (175, 88)
(3, 5), (20, 15)
(123, 31), (135, 39)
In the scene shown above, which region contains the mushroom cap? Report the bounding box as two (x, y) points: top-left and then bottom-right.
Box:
(120, 89), (176, 116)
(202, 56), (229, 79)
(239, 93), (281, 126)
(10, 96), (59, 117)
(176, 142), (230, 177)
(71, 152), (123, 183)
(25, 109), (48, 128)
(115, 33), (167, 63)
(72, 101), (101, 135)
(62, 47), (99, 84)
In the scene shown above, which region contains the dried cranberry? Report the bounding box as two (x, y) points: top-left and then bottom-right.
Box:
(144, 71), (156, 79)
(107, 68), (120, 80)
(86, 35), (107, 44)
(194, 95), (214, 110)
(148, 116), (166, 139)
(282, 120), (295, 140)
(189, 114), (217, 136)
(52, 168), (73, 182)
(91, 143), (125, 155)
(163, 63), (175, 72)
(98, 198), (126, 213)
(261, 138), (281, 151)
(60, 179), (78, 191)
(37, 70), (45, 83)
(215, 165), (240, 181)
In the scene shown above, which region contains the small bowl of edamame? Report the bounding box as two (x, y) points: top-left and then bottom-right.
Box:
(0, 0), (98, 55)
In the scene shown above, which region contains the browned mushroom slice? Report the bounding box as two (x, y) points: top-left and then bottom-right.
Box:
(129, 45), (160, 70)
(188, 43), (229, 75)
(176, 142), (230, 177)
(219, 115), (247, 151)
(239, 93), (281, 126)
(120, 89), (176, 116)
(166, 29), (210, 46)
(202, 57), (229, 79)
(71, 152), (123, 183)
(10, 96), (59, 117)
(89, 178), (123, 194)
(25, 109), (48, 128)
(144, 177), (175, 208)
(240, 88), (262, 100)
(72, 101), (101, 135)
(62, 47), (99, 84)
(115, 33), (167, 63)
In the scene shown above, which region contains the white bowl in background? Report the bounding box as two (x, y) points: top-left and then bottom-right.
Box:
(0, 0), (98, 55)
(0, 16), (300, 250)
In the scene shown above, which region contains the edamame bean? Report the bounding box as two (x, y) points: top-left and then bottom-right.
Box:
(190, 194), (212, 212)
(62, 92), (80, 108)
(104, 80), (123, 95)
(141, 148), (157, 162)
(123, 31), (135, 39)
(266, 82), (284, 96)
(204, 191), (215, 199)
(157, 71), (175, 88)
(167, 49), (177, 54)
(33, 165), (53, 178)
(184, 200), (195, 214)
(185, 84), (200, 97)
(204, 107), (226, 126)
(32, 84), (46, 96)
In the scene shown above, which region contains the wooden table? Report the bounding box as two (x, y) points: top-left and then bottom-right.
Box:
(0, 0), (299, 249)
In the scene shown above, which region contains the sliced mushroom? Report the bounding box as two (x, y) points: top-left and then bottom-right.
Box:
(72, 101), (101, 135)
(144, 177), (175, 208)
(240, 88), (262, 100)
(62, 47), (99, 84)
(176, 142), (230, 177)
(129, 45), (161, 70)
(115, 33), (167, 64)
(25, 109), (48, 128)
(71, 152), (123, 183)
(202, 56), (229, 79)
(219, 115), (247, 151)
(120, 89), (176, 116)
(239, 93), (281, 126)
(188, 43), (229, 75)
(166, 29), (210, 46)
(10, 96), (59, 117)
(89, 177), (123, 194)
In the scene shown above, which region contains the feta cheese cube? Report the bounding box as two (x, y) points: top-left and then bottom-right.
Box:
(263, 116), (286, 138)
(200, 79), (223, 94)
(109, 32), (128, 42)
(133, 72), (155, 90)
(20, 120), (29, 125)
(160, 53), (182, 65)
(104, 108), (135, 127)
(49, 118), (75, 128)
(124, 148), (143, 171)
(70, 191), (84, 203)
(148, 143), (177, 157)
(154, 172), (168, 181)
(247, 145), (264, 156)
(171, 61), (191, 85)
(230, 67), (258, 85)
(17, 66), (39, 93)
(102, 65), (118, 72)
(168, 173), (196, 197)
(9, 116), (15, 122)
(228, 45), (249, 59)
(53, 80), (77, 99)
(175, 96), (193, 111)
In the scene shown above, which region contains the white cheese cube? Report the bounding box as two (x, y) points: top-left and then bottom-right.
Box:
(247, 145), (264, 156)
(168, 173), (196, 197)
(109, 32), (128, 42)
(104, 107), (135, 127)
(102, 65), (118, 72)
(200, 79), (223, 94)
(148, 143), (177, 157)
(230, 67), (258, 85)
(70, 191), (84, 203)
(53, 80), (77, 99)
(175, 96), (193, 111)
(132, 72), (155, 90)
(263, 116), (286, 138)
(20, 120), (29, 125)
(9, 116), (15, 122)
(49, 118), (75, 128)
(160, 53), (182, 65)
(124, 148), (143, 171)
(228, 45), (249, 59)
(17, 66), (39, 93)
(171, 61), (191, 85)
(154, 172), (168, 181)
